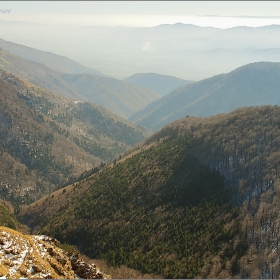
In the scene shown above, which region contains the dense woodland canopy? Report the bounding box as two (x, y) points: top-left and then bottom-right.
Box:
(18, 105), (280, 278)
(145, 105), (280, 278)
(21, 137), (246, 279)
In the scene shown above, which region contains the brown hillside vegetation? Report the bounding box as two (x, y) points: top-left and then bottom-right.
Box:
(19, 105), (280, 278)
(0, 69), (150, 205)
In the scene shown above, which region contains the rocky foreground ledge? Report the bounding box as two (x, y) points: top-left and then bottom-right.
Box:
(0, 226), (109, 279)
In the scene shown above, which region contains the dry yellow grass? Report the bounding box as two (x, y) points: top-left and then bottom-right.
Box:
(0, 226), (107, 279)
(0, 226), (76, 279)
(0, 263), (9, 276)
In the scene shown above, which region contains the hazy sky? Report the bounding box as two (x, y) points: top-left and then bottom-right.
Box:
(2, 1), (280, 28)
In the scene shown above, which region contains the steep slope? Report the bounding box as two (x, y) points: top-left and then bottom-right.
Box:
(0, 48), (160, 118)
(145, 105), (280, 278)
(0, 142), (44, 205)
(0, 226), (107, 279)
(0, 37), (106, 76)
(59, 73), (160, 118)
(19, 105), (280, 278)
(0, 69), (150, 205)
(130, 62), (280, 131)
(0, 201), (29, 234)
(123, 73), (193, 96)
(19, 122), (248, 278)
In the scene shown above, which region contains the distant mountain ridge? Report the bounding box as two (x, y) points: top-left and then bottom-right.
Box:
(2, 22), (280, 80)
(123, 73), (193, 96)
(0, 38), (106, 76)
(0, 48), (160, 118)
(130, 61), (280, 131)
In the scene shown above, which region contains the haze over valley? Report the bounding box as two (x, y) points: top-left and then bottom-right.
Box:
(2, 1), (280, 278)
(1, 22), (280, 80)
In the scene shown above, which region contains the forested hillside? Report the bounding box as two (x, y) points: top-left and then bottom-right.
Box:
(20, 138), (244, 279)
(0, 48), (160, 118)
(145, 105), (280, 278)
(0, 70), (150, 205)
(130, 62), (280, 131)
(0, 200), (29, 233)
(19, 105), (280, 278)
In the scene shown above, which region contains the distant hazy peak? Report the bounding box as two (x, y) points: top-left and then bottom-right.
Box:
(0, 37), (107, 76)
(123, 72), (193, 96)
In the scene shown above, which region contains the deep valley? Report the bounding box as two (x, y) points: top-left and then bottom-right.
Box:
(1, 15), (280, 279)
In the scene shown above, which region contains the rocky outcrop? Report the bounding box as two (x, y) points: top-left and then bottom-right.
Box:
(67, 252), (104, 279)
(0, 226), (108, 279)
